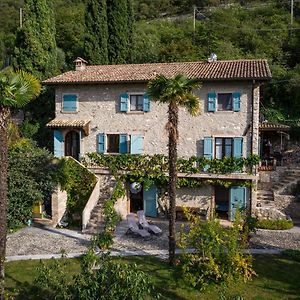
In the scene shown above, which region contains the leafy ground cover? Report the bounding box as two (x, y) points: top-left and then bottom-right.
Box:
(5, 254), (300, 299)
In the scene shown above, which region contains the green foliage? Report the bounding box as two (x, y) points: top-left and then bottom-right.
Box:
(7, 139), (57, 228)
(84, 153), (259, 189)
(102, 181), (124, 232)
(84, 0), (108, 65)
(14, 0), (58, 80)
(107, 0), (134, 64)
(20, 120), (40, 140)
(35, 252), (158, 300)
(256, 219), (293, 230)
(57, 158), (97, 218)
(178, 209), (256, 290)
(91, 231), (114, 250)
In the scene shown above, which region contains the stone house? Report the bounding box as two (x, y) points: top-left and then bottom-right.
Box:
(44, 58), (271, 224)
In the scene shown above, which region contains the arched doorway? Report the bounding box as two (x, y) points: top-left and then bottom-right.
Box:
(65, 130), (80, 160)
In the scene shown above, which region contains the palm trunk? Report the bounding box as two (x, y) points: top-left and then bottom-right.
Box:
(0, 106), (9, 300)
(168, 102), (178, 266)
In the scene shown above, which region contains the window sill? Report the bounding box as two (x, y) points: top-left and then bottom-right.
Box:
(126, 111), (145, 115)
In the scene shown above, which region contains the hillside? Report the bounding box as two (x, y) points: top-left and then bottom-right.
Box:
(0, 0), (299, 121)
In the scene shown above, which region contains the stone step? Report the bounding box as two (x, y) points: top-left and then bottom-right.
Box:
(257, 190), (273, 195)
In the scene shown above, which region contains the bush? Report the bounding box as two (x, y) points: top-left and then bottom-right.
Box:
(35, 252), (159, 300)
(256, 219), (293, 230)
(7, 139), (57, 229)
(178, 210), (256, 290)
(91, 232), (114, 250)
(57, 158), (97, 219)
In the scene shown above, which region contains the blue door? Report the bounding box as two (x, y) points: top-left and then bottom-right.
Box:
(229, 186), (247, 221)
(143, 185), (157, 217)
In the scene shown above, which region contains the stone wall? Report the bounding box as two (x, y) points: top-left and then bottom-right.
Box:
(51, 186), (67, 227)
(55, 81), (256, 158)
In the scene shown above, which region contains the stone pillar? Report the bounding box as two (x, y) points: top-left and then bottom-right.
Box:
(51, 185), (67, 227)
(252, 83), (260, 155)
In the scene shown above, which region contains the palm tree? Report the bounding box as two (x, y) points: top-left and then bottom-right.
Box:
(147, 74), (200, 265)
(0, 70), (41, 299)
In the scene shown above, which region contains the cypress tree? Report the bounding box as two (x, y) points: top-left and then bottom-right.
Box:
(107, 0), (130, 64)
(126, 0), (134, 63)
(14, 0), (57, 80)
(84, 0), (108, 65)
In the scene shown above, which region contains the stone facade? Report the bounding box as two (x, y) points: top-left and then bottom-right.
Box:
(51, 186), (67, 227)
(54, 80), (258, 158)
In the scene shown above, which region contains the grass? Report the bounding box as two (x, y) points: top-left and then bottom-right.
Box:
(5, 254), (300, 300)
(256, 219), (294, 230)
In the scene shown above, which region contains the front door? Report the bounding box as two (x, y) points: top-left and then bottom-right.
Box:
(65, 130), (80, 160)
(143, 185), (157, 217)
(229, 186), (247, 221)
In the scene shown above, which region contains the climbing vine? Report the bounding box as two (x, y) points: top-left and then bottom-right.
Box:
(83, 153), (259, 189)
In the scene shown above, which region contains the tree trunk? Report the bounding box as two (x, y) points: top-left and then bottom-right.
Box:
(168, 102), (178, 266)
(0, 106), (9, 300)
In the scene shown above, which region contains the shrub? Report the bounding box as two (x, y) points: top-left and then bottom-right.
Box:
(35, 252), (159, 300)
(256, 219), (293, 230)
(91, 232), (114, 250)
(57, 158), (97, 219)
(7, 138), (57, 229)
(178, 209), (256, 290)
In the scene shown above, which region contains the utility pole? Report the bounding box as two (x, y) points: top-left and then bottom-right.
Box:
(193, 6), (196, 34)
(291, 0), (294, 26)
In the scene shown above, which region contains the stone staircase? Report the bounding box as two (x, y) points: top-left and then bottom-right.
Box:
(256, 165), (300, 219)
(83, 177), (117, 234)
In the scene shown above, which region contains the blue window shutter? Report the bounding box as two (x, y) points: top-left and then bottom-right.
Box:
(54, 130), (64, 158)
(233, 92), (241, 112)
(203, 137), (213, 159)
(207, 92), (216, 112)
(233, 137), (243, 158)
(119, 134), (128, 154)
(120, 93), (129, 112)
(63, 94), (77, 112)
(143, 93), (150, 112)
(97, 133), (105, 153)
(230, 186), (247, 221)
(130, 134), (143, 154)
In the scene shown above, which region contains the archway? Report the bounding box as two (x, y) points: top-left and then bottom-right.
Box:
(65, 130), (80, 160)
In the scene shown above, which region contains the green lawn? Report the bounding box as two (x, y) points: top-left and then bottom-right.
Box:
(5, 254), (300, 300)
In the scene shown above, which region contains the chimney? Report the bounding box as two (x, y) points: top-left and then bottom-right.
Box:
(207, 53), (217, 63)
(74, 57), (88, 71)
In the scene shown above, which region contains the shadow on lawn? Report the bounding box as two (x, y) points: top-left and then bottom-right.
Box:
(253, 254), (300, 299)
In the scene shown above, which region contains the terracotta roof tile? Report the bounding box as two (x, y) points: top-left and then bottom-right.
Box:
(43, 59), (271, 85)
(46, 119), (90, 135)
(259, 122), (290, 131)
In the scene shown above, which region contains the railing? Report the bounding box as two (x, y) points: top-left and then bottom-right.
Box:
(82, 177), (100, 231)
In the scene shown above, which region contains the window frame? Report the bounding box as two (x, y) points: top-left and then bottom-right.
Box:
(129, 93), (144, 112)
(61, 93), (79, 113)
(215, 137), (233, 159)
(217, 93), (233, 111)
(106, 134), (120, 154)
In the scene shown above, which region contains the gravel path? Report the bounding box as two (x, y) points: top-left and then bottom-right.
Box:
(6, 221), (300, 257)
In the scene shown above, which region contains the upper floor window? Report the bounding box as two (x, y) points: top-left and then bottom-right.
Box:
(62, 94), (78, 113)
(130, 94), (144, 111)
(120, 93), (150, 113)
(207, 92), (240, 112)
(217, 93), (232, 111)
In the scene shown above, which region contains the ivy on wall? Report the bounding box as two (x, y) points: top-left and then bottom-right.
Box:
(83, 153), (259, 189)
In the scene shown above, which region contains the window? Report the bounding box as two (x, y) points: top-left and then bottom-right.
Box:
(217, 93), (232, 111)
(207, 92), (240, 112)
(120, 93), (150, 112)
(107, 134), (120, 153)
(97, 133), (143, 154)
(62, 94), (78, 112)
(215, 138), (233, 159)
(130, 94), (144, 111)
